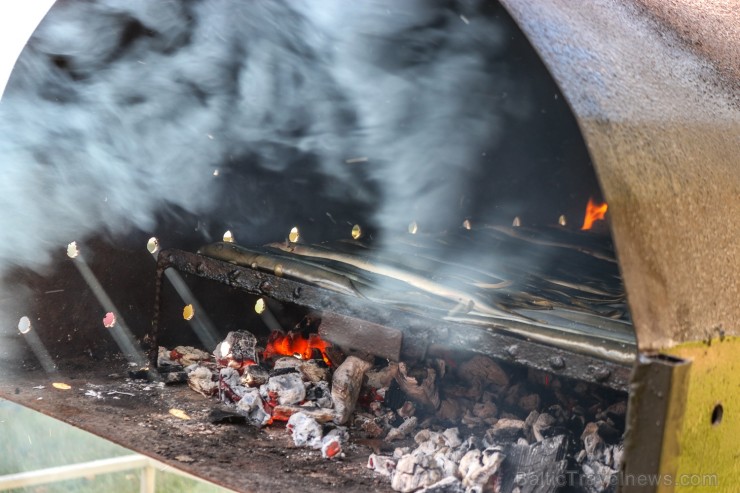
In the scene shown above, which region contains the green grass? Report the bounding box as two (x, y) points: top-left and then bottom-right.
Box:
(0, 399), (232, 493)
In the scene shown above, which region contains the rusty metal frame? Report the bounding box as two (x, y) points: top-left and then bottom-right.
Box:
(153, 248), (633, 390)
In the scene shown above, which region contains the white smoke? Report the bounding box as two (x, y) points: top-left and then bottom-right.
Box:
(0, 0), (531, 274)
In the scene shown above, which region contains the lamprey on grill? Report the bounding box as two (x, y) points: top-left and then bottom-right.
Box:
(196, 225), (635, 365)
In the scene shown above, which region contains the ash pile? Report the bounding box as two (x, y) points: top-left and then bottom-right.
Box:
(155, 322), (626, 493)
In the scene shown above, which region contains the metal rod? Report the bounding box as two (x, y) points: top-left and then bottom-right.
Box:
(141, 464), (156, 493)
(0, 455), (149, 491)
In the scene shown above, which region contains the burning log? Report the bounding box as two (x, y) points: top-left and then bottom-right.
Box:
(331, 356), (373, 425)
(263, 331), (332, 366)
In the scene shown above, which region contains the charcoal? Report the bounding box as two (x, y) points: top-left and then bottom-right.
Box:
(208, 408), (246, 425)
(220, 367), (248, 403)
(273, 357), (329, 382)
(163, 371), (188, 384)
(355, 413), (385, 438)
(581, 460), (618, 493)
(240, 365), (269, 387)
(214, 330), (259, 368)
(485, 418), (526, 445)
(188, 366), (218, 397)
(458, 355), (509, 389)
(397, 401), (416, 418)
(472, 400), (498, 423)
(532, 413), (557, 442)
(436, 398), (464, 422)
(581, 422), (605, 461)
(518, 393), (541, 413)
(385, 416), (418, 442)
(127, 368), (156, 381)
(395, 362), (440, 411)
(159, 346), (212, 367)
(269, 367), (300, 377)
(366, 364), (398, 389)
(384, 379), (408, 410)
(597, 421), (621, 444)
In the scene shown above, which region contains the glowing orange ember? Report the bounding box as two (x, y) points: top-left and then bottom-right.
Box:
(263, 331), (332, 366)
(581, 198), (608, 230)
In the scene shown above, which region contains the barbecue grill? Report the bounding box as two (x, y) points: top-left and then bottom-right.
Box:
(1, 1), (738, 492)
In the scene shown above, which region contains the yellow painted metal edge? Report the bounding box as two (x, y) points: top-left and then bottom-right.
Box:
(663, 336), (739, 492)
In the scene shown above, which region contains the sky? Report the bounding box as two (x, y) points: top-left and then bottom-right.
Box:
(0, 2), (55, 99)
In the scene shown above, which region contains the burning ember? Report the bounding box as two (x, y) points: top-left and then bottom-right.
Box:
(263, 331), (332, 366)
(581, 198), (608, 230)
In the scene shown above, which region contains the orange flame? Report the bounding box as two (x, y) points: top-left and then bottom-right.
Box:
(581, 198), (608, 230)
(263, 331), (332, 366)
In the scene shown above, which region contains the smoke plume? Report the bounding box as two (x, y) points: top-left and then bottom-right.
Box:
(0, 0), (536, 272)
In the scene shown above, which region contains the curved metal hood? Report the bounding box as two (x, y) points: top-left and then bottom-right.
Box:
(501, 0), (740, 351)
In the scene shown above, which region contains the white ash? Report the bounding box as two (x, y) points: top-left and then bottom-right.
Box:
(368, 453), (397, 477)
(580, 421), (622, 492)
(262, 372), (306, 406)
(305, 380), (333, 409)
(417, 477), (466, 493)
(392, 450), (445, 493)
(236, 388), (271, 427)
(287, 412), (323, 449)
(219, 367), (249, 403)
(458, 447), (505, 492)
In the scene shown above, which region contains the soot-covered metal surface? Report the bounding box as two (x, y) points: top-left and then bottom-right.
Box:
(0, 359), (391, 493)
